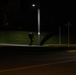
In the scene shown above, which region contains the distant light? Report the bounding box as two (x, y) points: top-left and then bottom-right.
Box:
(32, 4), (35, 7)
(6, 23), (8, 25)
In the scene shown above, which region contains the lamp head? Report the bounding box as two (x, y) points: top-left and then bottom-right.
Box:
(32, 4), (36, 7)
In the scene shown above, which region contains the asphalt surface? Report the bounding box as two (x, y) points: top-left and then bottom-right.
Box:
(0, 46), (76, 75)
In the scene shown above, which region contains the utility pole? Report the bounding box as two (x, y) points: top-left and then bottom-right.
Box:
(59, 26), (61, 44)
(65, 22), (72, 47)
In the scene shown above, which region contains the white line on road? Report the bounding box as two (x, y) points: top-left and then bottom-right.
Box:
(0, 59), (76, 73)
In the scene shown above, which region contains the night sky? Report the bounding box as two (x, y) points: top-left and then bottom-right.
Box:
(0, 0), (76, 32)
(40, 0), (76, 32)
(22, 0), (76, 32)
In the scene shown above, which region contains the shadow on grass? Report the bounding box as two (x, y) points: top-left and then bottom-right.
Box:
(40, 33), (55, 45)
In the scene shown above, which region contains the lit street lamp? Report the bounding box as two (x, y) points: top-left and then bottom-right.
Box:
(32, 4), (36, 7)
(32, 4), (40, 46)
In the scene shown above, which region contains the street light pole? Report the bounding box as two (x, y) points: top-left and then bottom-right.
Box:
(59, 26), (61, 44)
(38, 8), (40, 46)
(65, 22), (72, 47)
(32, 3), (40, 46)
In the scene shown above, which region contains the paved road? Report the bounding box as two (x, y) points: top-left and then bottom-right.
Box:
(0, 46), (76, 75)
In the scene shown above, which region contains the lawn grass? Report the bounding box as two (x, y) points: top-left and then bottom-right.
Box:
(0, 30), (47, 45)
(0, 30), (76, 46)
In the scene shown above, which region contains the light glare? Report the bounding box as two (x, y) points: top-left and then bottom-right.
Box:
(32, 4), (35, 7)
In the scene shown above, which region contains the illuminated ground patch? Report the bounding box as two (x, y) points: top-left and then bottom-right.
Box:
(67, 50), (76, 52)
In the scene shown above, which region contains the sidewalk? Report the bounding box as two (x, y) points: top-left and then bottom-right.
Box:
(0, 43), (43, 47)
(0, 43), (76, 48)
(44, 44), (76, 47)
